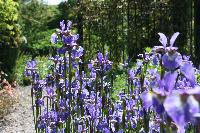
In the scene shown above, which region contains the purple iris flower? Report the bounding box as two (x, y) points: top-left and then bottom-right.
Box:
(156, 32), (182, 70)
(58, 111), (70, 123)
(126, 99), (136, 111)
(24, 60), (37, 77)
(104, 60), (113, 71)
(149, 120), (160, 133)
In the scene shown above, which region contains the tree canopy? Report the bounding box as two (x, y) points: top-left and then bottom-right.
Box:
(0, 0), (22, 47)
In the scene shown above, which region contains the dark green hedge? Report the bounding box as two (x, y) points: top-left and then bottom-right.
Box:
(0, 48), (19, 81)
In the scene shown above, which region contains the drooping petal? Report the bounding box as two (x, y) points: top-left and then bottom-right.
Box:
(158, 33), (167, 47)
(164, 94), (185, 128)
(62, 34), (79, 46)
(158, 71), (178, 93)
(152, 96), (165, 114)
(180, 63), (196, 87)
(152, 55), (158, 66)
(184, 95), (199, 122)
(162, 52), (182, 70)
(170, 32), (180, 47)
(73, 34), (79, 41)
(62, 35), (73, 44)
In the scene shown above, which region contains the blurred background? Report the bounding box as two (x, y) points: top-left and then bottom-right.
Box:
(0, 0), (199, 85)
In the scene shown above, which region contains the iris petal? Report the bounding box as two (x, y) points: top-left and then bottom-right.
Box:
(170, 32), (180, 47)
(158, 33), (167, 47)
(162, 52), (182, 70)
(180, 63), (196, 87)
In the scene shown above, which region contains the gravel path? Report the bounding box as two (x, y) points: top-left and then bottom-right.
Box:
(0, 86), (35, 133)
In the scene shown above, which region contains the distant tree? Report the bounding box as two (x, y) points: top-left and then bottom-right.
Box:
(19, 0), (53, 56)
(19, 0), (48, 42)
(58, 0), (77, 22)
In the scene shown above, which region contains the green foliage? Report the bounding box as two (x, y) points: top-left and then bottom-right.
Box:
(14, 54), (53, 85)
(19, 0), (48, 34)
(58, 0), (77, 21)
(145, 47), (152, 53)
(36, 56), (53, 79)
(14, 54), (29, 85)
(19, 1), (62, 56)
(111, 72), (127, 101)
(19, 0), (49, 53)
(0, 0), (22, 47)
(20, 29), (61, 56)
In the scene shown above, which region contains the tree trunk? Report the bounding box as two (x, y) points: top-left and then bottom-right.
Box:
(194, 0), (200, 66)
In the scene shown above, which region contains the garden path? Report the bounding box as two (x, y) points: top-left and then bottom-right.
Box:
(0, 86), (35, 133)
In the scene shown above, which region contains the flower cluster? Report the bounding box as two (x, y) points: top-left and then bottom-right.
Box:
(26, 20), (200, 133)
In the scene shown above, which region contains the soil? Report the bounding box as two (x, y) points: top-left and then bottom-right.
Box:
(0, 86), (35, 133)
